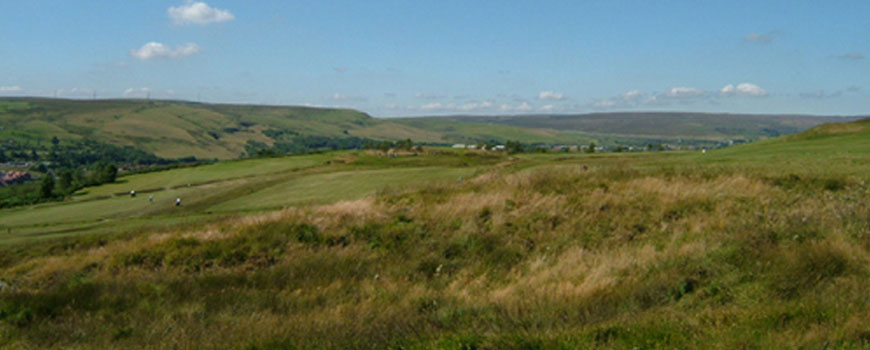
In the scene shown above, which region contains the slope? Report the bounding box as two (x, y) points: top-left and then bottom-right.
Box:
(395, 112), (862, 145)
(0, 98), (442, 159)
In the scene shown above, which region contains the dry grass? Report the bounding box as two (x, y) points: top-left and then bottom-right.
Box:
(1, 162), (870, 349)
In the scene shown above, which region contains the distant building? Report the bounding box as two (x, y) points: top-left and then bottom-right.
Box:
(0, 171), (33, 186)
(452, 144), (466, 149)
(493, 145), (506, 151)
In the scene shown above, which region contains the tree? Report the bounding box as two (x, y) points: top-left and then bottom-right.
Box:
(95, 163), (117, 184)
(57, 169), (74, 194)
(39, 175), (55, 199)
(0, 150), (7, 163)
(586, 142), (596, 154)
(506, 141), (524, 154)
(395, 138), (413, 150)
(51, 136), (60, 147)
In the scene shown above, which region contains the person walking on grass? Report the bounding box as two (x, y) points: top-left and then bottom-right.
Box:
(176, 198), (181, 207)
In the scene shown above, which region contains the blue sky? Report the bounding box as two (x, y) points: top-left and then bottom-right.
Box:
(0, 1), (867, 117)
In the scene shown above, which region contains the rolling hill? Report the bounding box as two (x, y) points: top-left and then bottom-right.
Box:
(1, 98), (862, 161)
(0, 98), (442, 160)
(394, 112), (862, 145)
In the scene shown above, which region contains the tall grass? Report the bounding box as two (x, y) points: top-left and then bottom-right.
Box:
(1, 163), (869, 349)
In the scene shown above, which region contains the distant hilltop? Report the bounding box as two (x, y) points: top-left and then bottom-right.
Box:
(0, 98), (862, 160)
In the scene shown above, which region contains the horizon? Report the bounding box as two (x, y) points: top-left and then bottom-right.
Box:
(4, 96), (869, 119)
(1, 1), (868, 117)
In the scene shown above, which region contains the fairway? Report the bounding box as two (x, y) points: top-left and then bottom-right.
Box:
(76, 154), (330, 199)
(0, 151), (488, 244)
(211, 166), (479, 212)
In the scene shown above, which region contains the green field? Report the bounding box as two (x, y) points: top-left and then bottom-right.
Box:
(0, 118), (869, 349)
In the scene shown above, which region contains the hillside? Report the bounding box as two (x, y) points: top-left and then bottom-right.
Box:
(0, 98), (445, 160)
(691, 117), (870, 176)
(395, 112), (861, 145)
(1, 119), (870, 348)
(2, 98), (861, 162)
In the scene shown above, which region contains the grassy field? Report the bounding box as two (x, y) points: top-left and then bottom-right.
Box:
(0, 150), (498, 245)
(0, 119), (868, 349)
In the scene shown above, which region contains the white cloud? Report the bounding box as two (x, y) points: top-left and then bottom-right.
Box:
(516, 102), (533, 112)
(665, 87), (706, 98)
(744, 33), (772, 43)
(456, 101), (493, 111)
(621, 90), (644, 101)
(736, 83), (767, 97)
(0, 86), (22, 92)
(538, 91), (565, 100)
(539, 104), (556, 112)
(130, 42), (201, 60)
(591, 100), (618, 108)
(588, 89), (648, 109)
(720, 83), (768, 97)
(123, 87), (151, 98)
(168, 1), (235, 25)
(642, 96), (667, 106)
(420, 103), (444, 111)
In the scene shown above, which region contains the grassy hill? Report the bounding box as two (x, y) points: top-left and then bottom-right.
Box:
(1, 118), (869, 348)
(1, 98), (860, 162)
(395, 112), (861, 145)
(0, 98), (446, 160)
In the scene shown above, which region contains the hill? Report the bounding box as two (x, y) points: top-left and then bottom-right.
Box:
(1, 98), (861, 162)
(691, 117), (870, 176)
(394, 112), (862, 146)
(1, 119), (869, 348)
(0, 98), (447, 160)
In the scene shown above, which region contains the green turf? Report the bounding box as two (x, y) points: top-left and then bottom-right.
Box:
(211, 166), (479, 212)
(76, 154), (330, 199)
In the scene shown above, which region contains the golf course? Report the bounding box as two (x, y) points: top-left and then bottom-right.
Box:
(0, 117), (868, 349)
